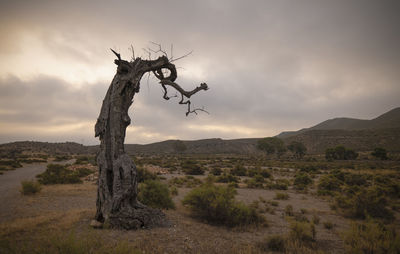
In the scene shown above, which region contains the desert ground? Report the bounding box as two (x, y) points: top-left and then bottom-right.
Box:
(1, 154), (399, 253)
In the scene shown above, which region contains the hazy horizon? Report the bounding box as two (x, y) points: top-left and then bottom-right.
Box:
(1, 0), (399, 145)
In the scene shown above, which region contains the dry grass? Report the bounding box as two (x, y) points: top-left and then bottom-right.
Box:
(8, 155), (398, 253)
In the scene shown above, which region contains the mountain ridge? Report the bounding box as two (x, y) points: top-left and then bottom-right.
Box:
(1, 107), (399, 155)
(277, 107), (400, 138)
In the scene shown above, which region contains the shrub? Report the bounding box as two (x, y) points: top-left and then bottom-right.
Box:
(325, 146), (358, 160)
(293, 173), (313, 190)
(289, 220), (316, 243)
(371, 147), (388, 160)
(288, 141), (307, 159)
(182, 184), (266, 227)
(343, 173), (368, 186)
(343, 220), (400, 254)
(317, 175), (342, 195)
(138, 180), (175, 209)
(216, 173), (239, 183)
(181, 160), (204, 175)
(285, 205), (294, 216)
(210, 167), (222, 176)
(300, 165), (318, 173)
(53, 155), (71, 162)
(260, 235), (286, 252)
(230, 164), (247, 176)
(36, 164), (82, 184)
(20, 180), (42, 195)
(0, 160), (22, 169)
(169, 175), (202, 188)
(312, 214), (320, 225)
(275, 192), (289, 200)
(137, 167), (158, 182)
(335, 186), (394, 221)
(323, 221), (334, 229)
(268, 179), (289, 190)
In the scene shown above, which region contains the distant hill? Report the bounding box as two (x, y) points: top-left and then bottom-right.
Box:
(0, 141), (88, 156)
(278, 107), (400, 153)
(277, 107), (400, 139)
(1, 107), (399, 156)
(124, 138), (261, 155)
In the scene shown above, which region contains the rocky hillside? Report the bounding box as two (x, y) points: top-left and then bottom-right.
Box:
(124, 138), (261, 155)
(277, 107), (400, 139)
(1, 107), (399, 156)
(0, 141), (89, 157)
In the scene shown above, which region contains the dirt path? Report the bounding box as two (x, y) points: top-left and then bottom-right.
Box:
(0, 160), (73, 222)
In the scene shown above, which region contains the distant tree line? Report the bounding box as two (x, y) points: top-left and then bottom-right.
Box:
(257, 137), (307, 159)
(325, 145), (358, 161)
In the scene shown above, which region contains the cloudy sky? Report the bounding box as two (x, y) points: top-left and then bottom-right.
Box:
(0, 0), (399, 145)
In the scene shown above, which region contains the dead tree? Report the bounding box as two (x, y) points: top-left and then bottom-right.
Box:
(93, 46), (208, 229)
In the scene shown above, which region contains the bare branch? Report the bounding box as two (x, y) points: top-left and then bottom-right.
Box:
(110, 48), (121, 61)
(142, 48), (151, 59)
(149, 41), (168, 58)
(128, 45), (135, 61)
(170, 50), (193, 62)
(159, 79), (208, 116)
(160, 80), (208, 98)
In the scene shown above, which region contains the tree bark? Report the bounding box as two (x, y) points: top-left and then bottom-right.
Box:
(93, 53), (207, 229)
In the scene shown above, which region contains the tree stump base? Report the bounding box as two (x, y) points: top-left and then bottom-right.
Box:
(109, 206), (170, 230)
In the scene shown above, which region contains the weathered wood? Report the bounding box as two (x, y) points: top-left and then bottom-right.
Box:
(93, 51), (208, 229)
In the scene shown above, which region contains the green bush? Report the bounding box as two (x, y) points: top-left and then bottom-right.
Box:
(137, 167), (158, 183)
(216, 173), (239, 183)
(0, 160), (22, 169)
(323, 221), (334, 229)
(289, 220), (316, 243)
(20, 180), (42, 195)
(275, 192), (289, 200)
(181, 160), (204, 175)
(343, 220), (400, 254)
(268, 179), (289, 190)
(138, 180), (175, 210)
(259, 235), (286, 252)
(285, 205), (294, 216)
(371, 147), (388, 160)
(325, 146), (358, 160)
(317, 175), (342, 195)
(230, 164), (247, 176)
(245, 175), (265, 189)
(53, 155), (72, 162)
(210, 167), (222, 176)
(293, 173), (313, 190)
(335, 186), (394, 221)
(182, 184), (266, 227)
(36, 164), (82, 184)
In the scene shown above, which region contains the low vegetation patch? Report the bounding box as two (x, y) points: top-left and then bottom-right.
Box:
(182, 183), (266, 227)
(293, 172), (313, 190)
(20, 180), (42, 195)
(181, 160), (205, 175)
(343, 220), (400, 254)
(36, 164), (93, 184)
(138, 180), (175, 209)
(275, 192), (289, 200)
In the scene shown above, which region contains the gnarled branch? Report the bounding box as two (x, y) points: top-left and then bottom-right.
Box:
(159, 79), (208, 116)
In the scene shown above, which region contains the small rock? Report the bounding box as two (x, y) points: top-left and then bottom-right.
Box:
(90, 220), (103, 228)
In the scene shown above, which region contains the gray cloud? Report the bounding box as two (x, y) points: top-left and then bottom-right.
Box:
(0, 0), (399, 144)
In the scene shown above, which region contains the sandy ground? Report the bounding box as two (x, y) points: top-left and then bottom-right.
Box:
(0, 160), (74, 222)
(0, 164), (348, 253)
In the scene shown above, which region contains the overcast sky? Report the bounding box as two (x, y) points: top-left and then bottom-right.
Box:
(0, 0), (399, 145)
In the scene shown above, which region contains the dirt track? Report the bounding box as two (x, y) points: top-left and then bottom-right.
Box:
(0, 161), (73, 222)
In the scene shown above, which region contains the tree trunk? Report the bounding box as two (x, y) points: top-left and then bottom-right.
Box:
(93, 52), (208, 230)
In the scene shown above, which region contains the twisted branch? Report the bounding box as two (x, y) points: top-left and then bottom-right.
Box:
(159, 79), (209, 116)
